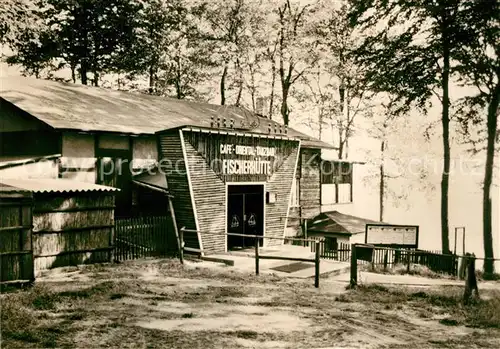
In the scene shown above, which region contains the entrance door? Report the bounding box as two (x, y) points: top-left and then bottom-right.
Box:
(227, 185), (264, 250)
(227, 193), (244, 249)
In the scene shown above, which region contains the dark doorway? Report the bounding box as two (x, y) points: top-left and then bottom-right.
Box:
(96, 149), (132, 218)
(227, 184), (264, 250)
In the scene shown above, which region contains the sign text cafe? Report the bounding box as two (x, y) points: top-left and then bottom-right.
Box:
(220, 144), (276, 176)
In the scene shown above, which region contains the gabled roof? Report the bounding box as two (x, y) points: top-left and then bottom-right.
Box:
(0, 76), (334, 149)
(308, 211), (385, 236)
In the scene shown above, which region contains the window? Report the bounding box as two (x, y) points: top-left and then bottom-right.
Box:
(321, 161), (353, 204)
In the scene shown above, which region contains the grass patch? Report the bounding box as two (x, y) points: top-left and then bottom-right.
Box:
(0, 281), (128, 346)
(360, 263), (456, 279)
(476, 271), (500, 281)
(350, 284), (500, 329)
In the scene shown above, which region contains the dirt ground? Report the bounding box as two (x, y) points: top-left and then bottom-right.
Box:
(1, 258), (500, 349)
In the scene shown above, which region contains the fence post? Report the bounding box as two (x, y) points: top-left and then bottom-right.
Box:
(407, 249), (411, 273)
(179, 227), (185, 265)
(350, 244), (357, 288)
(383, 251), (388, 272)
(255, 238), (260, 275)
(315, 240), (320, 288)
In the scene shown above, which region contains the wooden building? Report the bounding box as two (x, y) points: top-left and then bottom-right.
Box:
(1, 76), (373, 255)
(0, 178), (118, 273)
(306, 211), (385, 249)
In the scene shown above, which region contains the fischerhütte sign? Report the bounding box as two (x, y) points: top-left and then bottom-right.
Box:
(220, 144), (276, 175)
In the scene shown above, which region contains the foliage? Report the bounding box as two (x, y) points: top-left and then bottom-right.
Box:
(0, 0), (38, 46)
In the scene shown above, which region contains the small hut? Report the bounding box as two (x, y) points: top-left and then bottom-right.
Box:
(0, 183), (34, 284)
(0, 178), (119, 273)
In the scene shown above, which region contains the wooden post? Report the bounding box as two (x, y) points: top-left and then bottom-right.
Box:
(168, 194), (180, 256)
(407, 249), (411, 273)
(315, 241), (320, 288)
(255, 238), (260, 275)
(180, 226), (185, 262)
(350, 244), (357, 288)
(463, 254), (479, 304)
(462, 227), (466, 255)
(383, 251), (388, 272)
(304, 220), (308, 247)
(454, 227), (458, 256)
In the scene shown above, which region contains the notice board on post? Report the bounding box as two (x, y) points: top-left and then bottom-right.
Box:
(365, 224), (419, 248)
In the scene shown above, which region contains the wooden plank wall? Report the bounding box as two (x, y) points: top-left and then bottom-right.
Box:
(299, 148), (321, 219)
(265, 147), (299, 246)
(32, 193), (115, 272)
(158, 132), (200, 250)
(0, 191), (34, 283)
(184, 141), (226, 254)
(182, 130), (300, 252)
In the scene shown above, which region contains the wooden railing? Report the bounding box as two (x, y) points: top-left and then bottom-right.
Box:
(312, 241), (460, 276)
(179, 227), (322, 288)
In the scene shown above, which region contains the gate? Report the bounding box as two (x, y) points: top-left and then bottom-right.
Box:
(114, 216), (177, 261)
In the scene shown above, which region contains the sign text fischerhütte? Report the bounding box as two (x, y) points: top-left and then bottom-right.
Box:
(220, 144), (276, 175)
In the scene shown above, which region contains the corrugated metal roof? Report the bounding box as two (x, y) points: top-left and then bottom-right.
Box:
(0, 154), (61, 170)
(0, 182), (32, 195)
(0, 76), (334, 149)
(308, 211), (384, 235)
(0, 178), (119, 194)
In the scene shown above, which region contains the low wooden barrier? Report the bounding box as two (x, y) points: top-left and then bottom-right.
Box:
(179, 227), (321, 288)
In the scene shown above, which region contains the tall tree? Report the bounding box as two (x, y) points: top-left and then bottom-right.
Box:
(195, 0), (252, 105)
(454, 1), (499, 276)
(348, 0), (464, 254)
(25, 0), (141, 85)
(315, 1), (370, 158)
(275, 0), (319, 125)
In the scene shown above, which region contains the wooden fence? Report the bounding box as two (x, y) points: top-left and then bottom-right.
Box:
(312, 241), (459, 276)
(114, 216), (177, 261)
(32, 193), (115, 271)
(0, 187), (34, 284)
(311, 242), (351, 262)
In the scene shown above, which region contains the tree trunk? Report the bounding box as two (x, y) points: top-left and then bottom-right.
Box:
(318, 110), (323, 141)
(175, 57), (182, 99)
(440, 42), (451, 255)
(338, 81), (346, 159)
(235, 58), (243, 107)
(220, 64), (228, 105)
(281, 84), (290, 125)
(93, 71), (99, 87)
(482, 81), (500, 276)
(149, 65), (155, 94)
(269, 59), (276, 120)
(380, 140), (385, 222)
(338, 124), (344, 159)
(70, 63), (76, 83)
(80, 62), (88, 85)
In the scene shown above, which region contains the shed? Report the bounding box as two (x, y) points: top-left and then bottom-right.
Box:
(0, 183), (34, 284)
(307, 211), (385, 247)
(0, 178), (119, 272)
